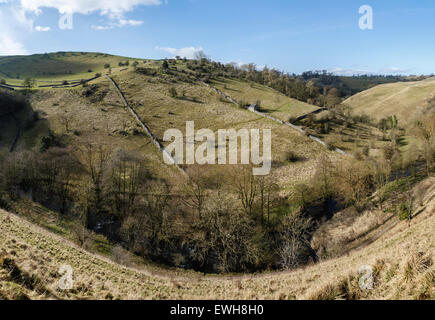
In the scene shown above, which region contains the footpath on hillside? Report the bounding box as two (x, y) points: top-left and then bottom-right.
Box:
(204, 82), (351, 157)
(104, 75), (187, 176)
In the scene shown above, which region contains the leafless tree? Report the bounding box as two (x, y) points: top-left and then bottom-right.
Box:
(279, 210), (312, 270)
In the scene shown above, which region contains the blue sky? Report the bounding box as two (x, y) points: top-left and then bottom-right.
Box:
(1, 0), (435, 75)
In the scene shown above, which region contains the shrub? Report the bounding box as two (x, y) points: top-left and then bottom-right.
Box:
(104, 63), (110, 69)
(325, 138), (336, 151)
(23, 78), (35, 88)
(353, 150), (364, 160)
(285, 151), (300, 163)
(168, 86), (178, 98)
(39, 132), (61, 152)
(0, 79), (5, 85)
(288, 116), (298, 124)
(362, 146), (370, 157)
(135, 68), (157, 76)
(382, 144), (395, 161)
(238, 100), (249, 108)
(397, 202), (411, 221)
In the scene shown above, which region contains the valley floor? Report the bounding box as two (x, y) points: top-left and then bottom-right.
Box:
(1, 178), (434, 300)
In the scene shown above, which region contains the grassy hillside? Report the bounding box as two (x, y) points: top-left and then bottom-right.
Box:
(0, 52), (141, 79)
(1, 52), (433, 297)
(344, 77), (435, 127)
(1, 176), (433, 300)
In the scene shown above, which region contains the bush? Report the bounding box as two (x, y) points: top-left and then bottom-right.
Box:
(168, 87), (178, 98)
(382, 144), (395, 161)
(23, 78), (35, 88)
(135, 68), (157, 76)
(325, 138), (336, 151)
(0, 79), (5, 85)
(285, 151), (300, 163)
(238, 100), (249, 108)
(104, 63), (110, 69)
(39, 133), (61, 152)
(397, 202), (411, 221)
(288, 116), (298, 124)
(362, 146), (370, 157)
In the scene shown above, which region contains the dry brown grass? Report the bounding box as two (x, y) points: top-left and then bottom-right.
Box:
(344, 77), (435, 128)
(1, 177), (434, 300)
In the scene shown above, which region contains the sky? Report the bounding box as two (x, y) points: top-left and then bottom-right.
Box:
(1, 0), (435, 75)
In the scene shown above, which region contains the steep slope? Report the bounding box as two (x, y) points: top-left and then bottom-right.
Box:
(106, 69), (340, 191)
(1, 177), (434, 300)
(344, 77), (435, 127)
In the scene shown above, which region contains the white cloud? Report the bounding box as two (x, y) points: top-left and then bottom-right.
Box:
(380, 67), (410, 74)
(0, 6), (28, 55)
(92, 18), (143, 30)
(328, 67), (373, 76)
(330, 66), (412, 76)
(118, 19), (143, 26)
(6, 0), (157, 30)
(35, 25), (51, 31)
(155, 46), (205, 59)
(18, 0), (162, 16)
(0, 34), (27, 55)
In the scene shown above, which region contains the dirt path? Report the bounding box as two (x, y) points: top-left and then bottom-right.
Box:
(104, 75), (187, 177)
(205, 82), (351, 157)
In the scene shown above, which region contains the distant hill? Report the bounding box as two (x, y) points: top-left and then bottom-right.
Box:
(0, 52), (141, 82)
(344, 77), (435, 127)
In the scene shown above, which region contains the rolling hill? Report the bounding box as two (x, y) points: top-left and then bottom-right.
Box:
(344, 77), (435, 127)
(0, 52), (142, 83)
(0, 52), (433, 300)
(1, 52), (353, 192)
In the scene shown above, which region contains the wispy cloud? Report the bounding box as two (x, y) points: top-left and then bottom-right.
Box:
(0, 5), (29, 55)
(329, 66), (412, 76)
(5, 0), (160, 30)
(380, 67), (411, 74)
(0, 34), (27, 55)
(155, 46), (205, 59)
(92, 19), (143, 30)
(328, 67), (373, 76)
(35, 25), (51, 32)
(16, 0), (162, 16)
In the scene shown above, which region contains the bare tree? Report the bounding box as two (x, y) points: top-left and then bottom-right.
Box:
(336, 160), (372, 211)
(80, 142), (112, 223)
(279, 210), (312, 270)
(258, 175), (279, 224)
(181, 171), (209, 220)
(109, 150), (148, 218)
(232, 167), (258, 217)
(60, 111), (72, 133)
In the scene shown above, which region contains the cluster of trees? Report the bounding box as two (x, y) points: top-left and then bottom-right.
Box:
(0, 141), (318, 272)
(184, 60), (345, 106)
(0, 130), (433, 273)
(183, 59), (414, 107)
(1, 85), (433, 272)
(0, 89), (30, 116)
